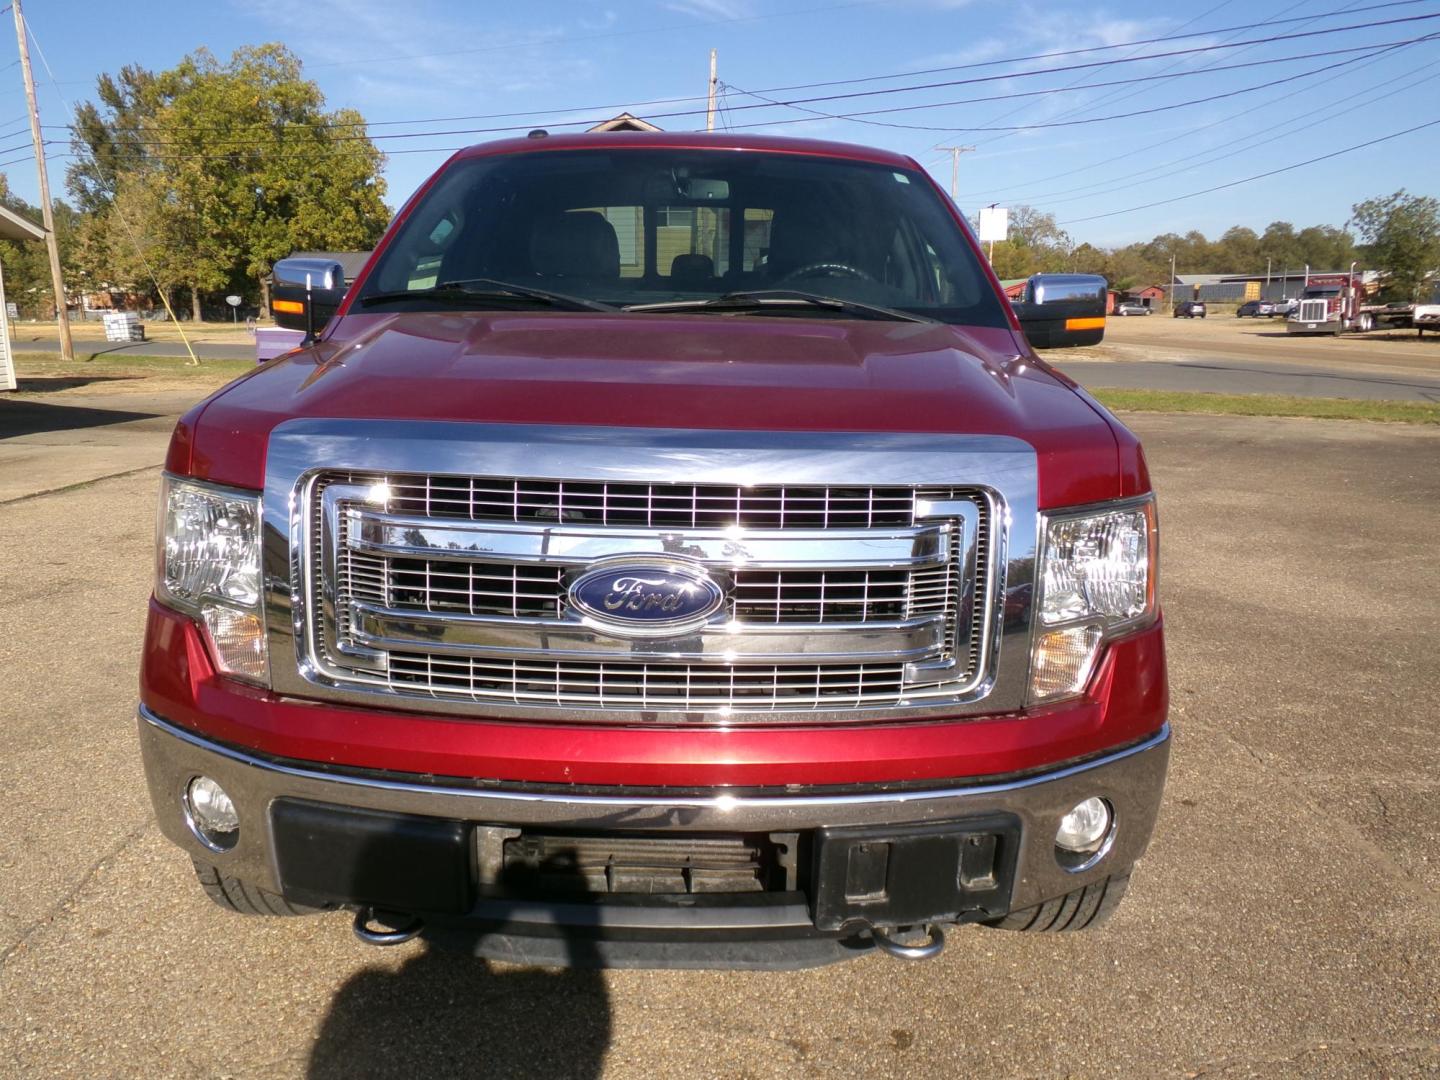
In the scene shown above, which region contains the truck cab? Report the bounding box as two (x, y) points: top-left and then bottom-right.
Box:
(139, 132), (1168, 968)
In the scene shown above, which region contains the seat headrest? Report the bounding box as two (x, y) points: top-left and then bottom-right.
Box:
(530, 211), (621, 279)
(669, 253), (714, 286)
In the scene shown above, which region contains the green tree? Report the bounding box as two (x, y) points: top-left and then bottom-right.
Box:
(67, 43), (390, 319)
(1350, 190), (1440, 301)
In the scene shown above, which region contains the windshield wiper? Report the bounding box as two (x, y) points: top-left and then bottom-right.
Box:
(622, 290), (936, 324)
(361, 278), (616, 312)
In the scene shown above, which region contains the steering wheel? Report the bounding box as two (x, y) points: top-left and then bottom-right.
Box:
(775, 261), (876, 285)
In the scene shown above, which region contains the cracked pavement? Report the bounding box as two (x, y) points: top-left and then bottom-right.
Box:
(1, 387), (1437, 1078)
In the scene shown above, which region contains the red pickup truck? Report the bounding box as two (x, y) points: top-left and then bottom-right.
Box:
(140, 131), (1167, 968)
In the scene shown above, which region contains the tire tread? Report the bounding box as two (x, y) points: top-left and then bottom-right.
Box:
(191, 860), (323, 917)
(985, 871), (1131, 933)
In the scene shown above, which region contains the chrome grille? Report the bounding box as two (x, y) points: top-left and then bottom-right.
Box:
(1297, 299), (1329, 322)
(306, 471), (995, 718)
(385, 476), (916, 529)
(386, 653), (909, 710)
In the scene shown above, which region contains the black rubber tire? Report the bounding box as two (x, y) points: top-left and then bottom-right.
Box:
(191, 859), (327, 917)
(984, 871), (1130, 932)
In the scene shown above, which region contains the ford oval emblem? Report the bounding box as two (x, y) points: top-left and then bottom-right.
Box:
(568, 559), (726, 638)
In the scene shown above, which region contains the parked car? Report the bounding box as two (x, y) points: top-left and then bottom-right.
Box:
(1174, 300), (1206, 318)
(1270, 298), (1298, 317)
(1116, 301), (1150, 316)
(1236, 301), (1262, 317)
(140, 131), (1168, 969)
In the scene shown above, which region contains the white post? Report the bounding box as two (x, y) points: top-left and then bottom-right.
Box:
(0, 259), (15, 392)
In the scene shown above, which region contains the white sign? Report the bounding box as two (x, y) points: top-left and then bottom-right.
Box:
(977, 206), (1009, 244)
(225, 295), (243, 307)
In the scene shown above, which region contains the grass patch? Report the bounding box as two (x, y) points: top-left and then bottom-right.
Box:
(13, 351), (254, 379)
(1094, 388), (1440, 424)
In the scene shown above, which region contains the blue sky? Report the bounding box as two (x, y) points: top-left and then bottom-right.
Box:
(4, 0), (1438, 247)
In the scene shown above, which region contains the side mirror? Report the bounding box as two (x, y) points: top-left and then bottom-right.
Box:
(271, 258), (347, 342)
(1011, 273), (1107, 349)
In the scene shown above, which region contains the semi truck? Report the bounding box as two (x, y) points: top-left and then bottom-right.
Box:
(1286, 270), (1373, 335)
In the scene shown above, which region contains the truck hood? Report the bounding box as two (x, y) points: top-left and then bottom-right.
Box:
(178, 312), (1132, 507)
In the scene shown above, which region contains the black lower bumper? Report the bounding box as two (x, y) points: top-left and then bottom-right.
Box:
(138, 708), (1169, 968)
(271, 798), (1023, 968)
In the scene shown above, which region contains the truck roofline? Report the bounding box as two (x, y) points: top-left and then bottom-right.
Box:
(450, 130), (923, 171)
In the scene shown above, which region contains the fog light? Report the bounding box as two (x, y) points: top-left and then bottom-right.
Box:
(1056, 796), (1111, 854)
(185, 775), (239, 851)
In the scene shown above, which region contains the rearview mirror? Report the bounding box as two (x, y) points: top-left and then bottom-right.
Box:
(271, 258), (347, 341)
(1011, 273), (1107, 349)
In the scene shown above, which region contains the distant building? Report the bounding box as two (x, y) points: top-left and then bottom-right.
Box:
(588, 112), (662, 133)
(1165, 270), (1380, 303)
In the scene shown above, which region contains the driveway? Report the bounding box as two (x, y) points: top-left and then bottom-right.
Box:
(1, 392), (1436, 1078)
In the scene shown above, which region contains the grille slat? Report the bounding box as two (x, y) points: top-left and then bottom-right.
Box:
(312, 472), (992, 716)
(385, 478), (915, 530)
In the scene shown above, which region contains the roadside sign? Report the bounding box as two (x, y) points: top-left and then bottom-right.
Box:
(977, 206), (1008, 244)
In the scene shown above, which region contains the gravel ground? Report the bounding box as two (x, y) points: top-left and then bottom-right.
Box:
(1, 390), (1436, 1078)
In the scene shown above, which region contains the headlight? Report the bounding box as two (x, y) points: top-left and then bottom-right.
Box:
(157, 476), (268, 684)
(1029, 496), (1156, 703)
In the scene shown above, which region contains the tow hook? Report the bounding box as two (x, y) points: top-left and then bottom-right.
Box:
(351, 906), (425, 947)
(871, 923), (946, 961)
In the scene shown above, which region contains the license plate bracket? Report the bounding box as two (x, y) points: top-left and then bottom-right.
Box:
(811, 815), (1020, 931)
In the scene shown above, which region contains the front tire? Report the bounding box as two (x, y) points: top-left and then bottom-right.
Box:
(984, 871), (1130, 932)
(192, 859), (327, 917)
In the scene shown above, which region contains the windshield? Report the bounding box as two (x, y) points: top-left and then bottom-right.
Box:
(355, 148), (1008, 326)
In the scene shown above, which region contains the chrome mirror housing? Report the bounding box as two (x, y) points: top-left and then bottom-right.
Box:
(1012, 273), (1108, 349)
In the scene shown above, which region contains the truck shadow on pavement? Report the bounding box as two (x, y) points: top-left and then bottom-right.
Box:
(308, 853), (612, 1080)
(308, 944), (611, 1080)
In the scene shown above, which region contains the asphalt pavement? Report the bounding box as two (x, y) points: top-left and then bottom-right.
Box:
(1056, 356), (1440, 401)
(1055, 316), (1440, 402)
(1, 386), (1436, 1078)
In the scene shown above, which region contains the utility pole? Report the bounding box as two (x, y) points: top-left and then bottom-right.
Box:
(1169, 252), (1177, 314)
(935, 144), (975, 200)
(706, 49), (718, 132)
(12, 0), (72, 362)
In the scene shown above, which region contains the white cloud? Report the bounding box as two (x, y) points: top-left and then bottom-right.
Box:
(239, 0), (596, 107)
(663, 0), (754, 21)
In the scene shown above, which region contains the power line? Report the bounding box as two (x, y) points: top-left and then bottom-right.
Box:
(57, 7), (1440, 143)
(1058, 117), (1440, 224)
(1031, 59), (1440, 209)
(722, 33), (1438, 135)
(710, 0), (1433, 98)
(1008, 52), (1440, 207)
(83, 27), (1440, 156)
(965, 0), (1245, 138)
(960, 33), (1423, 199)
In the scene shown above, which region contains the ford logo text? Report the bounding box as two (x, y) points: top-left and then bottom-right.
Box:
(568, 559), (726, 638)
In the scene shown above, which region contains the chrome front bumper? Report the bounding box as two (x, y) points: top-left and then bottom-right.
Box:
(139, 706), (1169, 922)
